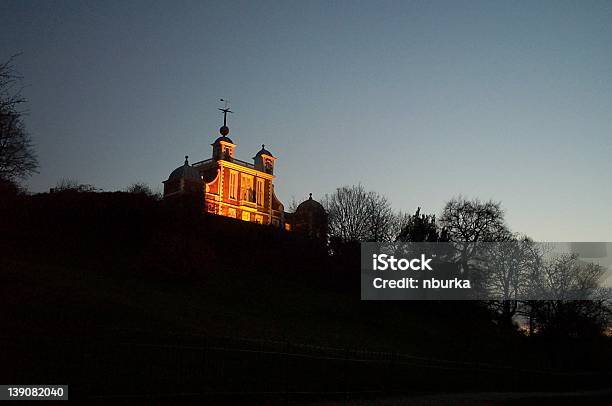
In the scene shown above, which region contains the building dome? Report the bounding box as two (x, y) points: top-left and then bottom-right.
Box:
(253, 144), (274, 158)
(168, 156), (201, 181)
(296, 193), (325, 214)
(288, 193), (328, 239)
(212, 135), (234, 145)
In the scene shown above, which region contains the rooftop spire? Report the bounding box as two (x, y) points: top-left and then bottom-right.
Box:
(218, 98), (233, 136)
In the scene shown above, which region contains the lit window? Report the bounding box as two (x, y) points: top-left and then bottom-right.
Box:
(229, 170), (238, 199)
(227, 207), (236, 218)
(264, 159), (273, 173)
(242, 211), (251, 221)
(256, 179), (265, 206)
(254, 215), (263, 224)
(241, 174), (254, 202)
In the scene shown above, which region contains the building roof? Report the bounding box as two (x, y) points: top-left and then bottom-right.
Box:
(212, 135), (234, 145)
(254, 144), (274, 158)
(296, 193), (325, 213)
(168, 156), (202, 182)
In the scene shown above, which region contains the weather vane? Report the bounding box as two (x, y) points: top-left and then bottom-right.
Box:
(218, 98), (233, 136)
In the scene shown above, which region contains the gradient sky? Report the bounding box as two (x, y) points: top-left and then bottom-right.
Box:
(2, 1), (611, 241)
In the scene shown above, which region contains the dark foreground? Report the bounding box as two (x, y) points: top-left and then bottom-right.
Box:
(1, 192), (610, 403)
(2, 258), (610, 403)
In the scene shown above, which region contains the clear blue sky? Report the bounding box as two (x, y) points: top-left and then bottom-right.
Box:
(2, 1), (611, 241)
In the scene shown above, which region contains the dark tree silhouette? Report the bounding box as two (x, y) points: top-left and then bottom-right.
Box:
(439, 197), (510, 285)
(483, 236), (541, 327)
(323, 185), (395, 242)
(396, 207), (448, 242)
(439, 196), (510, 243)
(0, 55), (38, 181)
(0, 176), (23, 197)
(52, 178), (98, 193)
(437, 197), (513, 306)
(529, 299), (610, 338)
(366, 190), (396, 242)
(126, 182), (159, 199)
(521, 253), (610, 337)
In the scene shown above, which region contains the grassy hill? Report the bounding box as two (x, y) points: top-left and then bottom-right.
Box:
(1, 191), (610, 401)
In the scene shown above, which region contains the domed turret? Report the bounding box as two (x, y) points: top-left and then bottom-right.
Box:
(289, 193), (328, 238)
(163, 156), (203, 199)
(212, 134), (235, 161)
(253, 144), (276, 174)
(254, 145), (274, 158)
(296, 193), (325, 214)
(168, 156), (201, 181)
(213, 135), (234, 145)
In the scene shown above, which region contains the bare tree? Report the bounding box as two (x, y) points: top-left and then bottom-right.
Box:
(440, 196), (510, 243)
(53, 178), (98, 193)
(524, 253), (610, 337)
(323, 185), (395, 242)
(0, 54), (38, 181)
(126, 182), (151, 195)
(286, 196), (300, 213)
(536, 253), (604, 301)
(392, 210), (412, 241)
(126, 182), (162, 200)
(438, 196), (511, 298)
(483, 236), (541, 326)
(396, 207), (447, 242)
(440, 196), (510, 268)
(366, 190), (396, 242)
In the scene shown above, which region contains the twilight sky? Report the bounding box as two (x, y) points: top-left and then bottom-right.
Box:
(2, 1), (611, 241)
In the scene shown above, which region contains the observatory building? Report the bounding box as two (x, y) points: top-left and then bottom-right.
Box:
(163, 104), (327, 236)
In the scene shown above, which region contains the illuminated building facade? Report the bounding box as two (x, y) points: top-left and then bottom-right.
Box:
(164, 133), (284, 226)
(163, 104), (327, 235)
